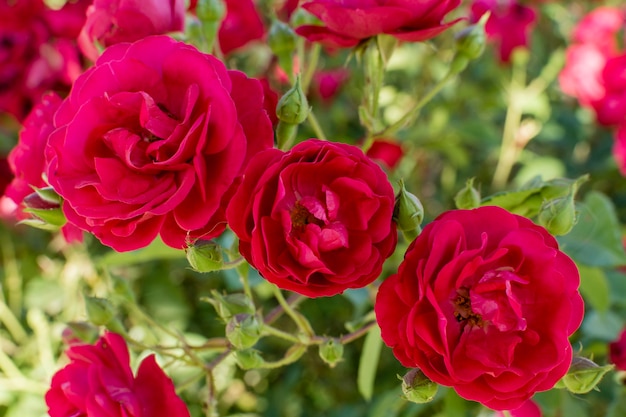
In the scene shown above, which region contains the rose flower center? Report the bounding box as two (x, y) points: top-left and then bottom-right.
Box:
(290, 201), (325, 231)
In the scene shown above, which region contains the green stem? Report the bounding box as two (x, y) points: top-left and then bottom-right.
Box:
(307, 111), (327, 141)
(340, 321), (377, 344)
(272, 286), (314, 337)
(262, 324), (301, 344)
(0, 231), (22, 314)
(302, 43), (321, 93)
(258, 344), (307, 369)
(378, 71), (454, 139)
(0, 302), (27, 343)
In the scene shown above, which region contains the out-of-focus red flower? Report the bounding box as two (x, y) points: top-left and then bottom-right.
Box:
(218, 0), (265, 55)
(0, 0), (87, 121)
(610, 327), (626, 371)
(559, 43), (611, 107)
(366, 139), (404, 171)
(593, 54), (626, 126)
(613, 123), (626, 176)
(78, 0), (186, 61)
(496, 399), (542, 417)
(470, 0), (537, 63)
(572, 6), (625, 55)
(295, 0), (462, 49)
(0, 158), (12, 198)
(312, 68), (350, 103)
(277, 0), (301, 22)
(46, 332), (190, 417)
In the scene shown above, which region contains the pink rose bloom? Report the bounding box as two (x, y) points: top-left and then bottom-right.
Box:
(78, 0), (186, 61)
(593, 54), (626, 126)
(295, 0), (462, 49)
(46, 36), (274, 251)
(559, 43), (610, 107)
(496, 399), (542, 417)
(613, 124), (626, 176)
(375, 206), (584, 410)
(366, 138), (404, 171)
(609, 327), (626, 371)
(45, 332), (190, 417)
(572, 7), (625, 56)
(470, 0), (537, 63)
(218, 0), (265, 55)
(226, 139), (397, 298)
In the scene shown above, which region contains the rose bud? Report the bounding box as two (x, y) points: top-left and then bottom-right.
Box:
(206, 291), (256, 322)
(226, 313), (262, 350)
(455, 12), (489, 61)
(235, 348), (265, 370)
(394, 179), (424, 242)
(318, 338), (344, 368)
(62, 322), (100, 345)
(84, 296), (116, 327)
(186, 240), (224, 272)
(401, 368), (438, 404)
(196, 0), (226, 49)
(561, 356), (614, 394)
(276, 75), (309, 150)
(454, 178), (481, 210)
(269, 19), (298, 77)
(537, 194), (577, 236)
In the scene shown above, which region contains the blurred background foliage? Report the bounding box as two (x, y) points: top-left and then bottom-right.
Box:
(3, 1), (626, 417)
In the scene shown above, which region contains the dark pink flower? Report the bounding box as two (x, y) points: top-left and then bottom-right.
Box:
(312, 68), (350, 103)
(375, 206), (584, 410)
(45, 332), (190, 417)
(496, 399), (542, 417)
(46, 36), (274, 251)
(218, 0), (265, 55)
(470, 0), (537, 63)
(226, 139), (397, 298)
(593, 54), (626, 126)
(295, 0), (462, 49)
(366, 139), (404, 171)
(559, 43), (610, 107)
(78, 0), (186, 61)
(613, 123), (626, 176)
(572, 7), (625, 56)
(609, 327), (626, 371)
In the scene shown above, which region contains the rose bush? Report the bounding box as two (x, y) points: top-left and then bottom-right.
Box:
(46, 35), (274, 251)
(226, 139), (397, 297)
(295, 0), (462, 49)
(78, 0), (186, 61)
(375, 206), (584, 410)
(609, 327), (626, 371)
(45, 332), (190, 417)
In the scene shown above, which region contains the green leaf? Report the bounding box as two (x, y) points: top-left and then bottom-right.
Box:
(358, 324), (383, 401)
(577, 265), (611, 313)
(608, 387), (626, 417)
(558, 192), (626, 267)
(581, 310), (625, 341)
(97, 237), (186, 266)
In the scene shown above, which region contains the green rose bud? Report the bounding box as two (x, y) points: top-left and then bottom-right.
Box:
(195, 0), (225, 23)
(85, 296), (116, 326)
(21, 188), (67, 229)
(226, 313), (262, 350)
(186, 240), (224, 272)
(454, 178), (481, 209)
(400, 368), (438, 404)
(290, 8), (319, 28)
(455, 13), (488, 61)
(537, 193), (577, 236)
(205, 291), (256, 322)
(318, 338), (344, 368)
(235, 349), (265, 370)
(268, 20), (297, 57)
(64, 321), (100, 344)
(561, 357), (614, 394)
(394, 179), (424, 242)
(276, 76), (309, 125)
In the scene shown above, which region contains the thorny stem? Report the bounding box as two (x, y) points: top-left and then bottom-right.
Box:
(272, 285), (314, 337)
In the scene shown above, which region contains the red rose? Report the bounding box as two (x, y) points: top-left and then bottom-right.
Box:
(593, 54), (626, 126)
(496, 399), (542, 417)
(559, 43), (610, 107)
(226, 139), (397, 298)
(218, 0), (265, 55)
(46, 35), (274, 251)
(365, 138), (404, 171)
(312, 68), (350, 103)
(470, 0), (537, 63)
(375, 206), (584, 410)
(78, 0), (186, 61)
(45, 332), (190, 417)
(295, 0), (462, 49)
(609, 327), (626, 371)
(572, 7), (625, 56)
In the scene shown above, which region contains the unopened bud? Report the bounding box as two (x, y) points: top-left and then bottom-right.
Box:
(290, 8), (319, 28)
(394, 179), (424, 242)
(22, 188), (66, 228)
(537, 194), (576, 236)
(195, 0), (225, 23)
(318, 338), (344, 368)
(235, 348), (265, 370)
(454, 178), (481, 209)
(561, 357), (614, 394)
(269, 20), (297, 57)
(85, 296), (116, 326)
(226, 313), (262, 350)
(276, 75), (309, 125)
(455, 13), (488, 61)
(205, 291), (256, 321)
(186, 240), (224, 272)
(63, 321), (100, 345)
(400, 368), (438, 404)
